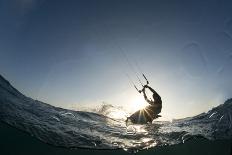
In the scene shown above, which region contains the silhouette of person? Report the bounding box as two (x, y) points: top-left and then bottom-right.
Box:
(139, 85), (162, 119)
(126, 82), (162, 124)
(140, 85), (162, 106)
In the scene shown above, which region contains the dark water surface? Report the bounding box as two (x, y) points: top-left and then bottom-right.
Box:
(0, 122), (231, 155)
(0, 74), (232, 154)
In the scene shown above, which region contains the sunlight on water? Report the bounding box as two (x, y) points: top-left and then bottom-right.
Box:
(125, 125), (148, 135)
(107, 110), (128, 120)
(1, 73), (232, 153)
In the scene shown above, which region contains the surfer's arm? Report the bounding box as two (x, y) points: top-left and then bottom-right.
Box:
(145, 85), (161, 99)
(144, 85), (157, 94)
(142, 89), (153, 104)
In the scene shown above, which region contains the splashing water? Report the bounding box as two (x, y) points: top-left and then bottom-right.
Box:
(0, 75), (232, 152)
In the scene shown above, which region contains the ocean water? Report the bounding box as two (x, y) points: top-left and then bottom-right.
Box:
(0, 74), (232, 153)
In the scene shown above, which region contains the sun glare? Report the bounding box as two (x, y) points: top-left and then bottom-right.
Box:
(129, 96), (148, 113)
(108, 96), (148, 119)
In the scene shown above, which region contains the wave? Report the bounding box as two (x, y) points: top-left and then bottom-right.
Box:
(0, 74), (232, 152)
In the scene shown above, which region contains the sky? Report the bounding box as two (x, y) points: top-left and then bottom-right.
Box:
(1, 0), (232, 118)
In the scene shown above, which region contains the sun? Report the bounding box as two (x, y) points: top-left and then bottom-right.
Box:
(128, 96), (148, 113)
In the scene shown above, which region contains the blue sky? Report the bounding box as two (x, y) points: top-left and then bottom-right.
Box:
(1, 0), (232, 118)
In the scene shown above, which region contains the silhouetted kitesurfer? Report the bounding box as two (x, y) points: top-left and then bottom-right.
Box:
(139, 85), (162, 106)
(139, 84), (162, 119)
(126, 75), (162, 124)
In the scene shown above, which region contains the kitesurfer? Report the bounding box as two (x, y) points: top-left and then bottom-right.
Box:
(140, 85), (162, 106)
(126, 75), (162, 124)
(139, 84), (162, 120)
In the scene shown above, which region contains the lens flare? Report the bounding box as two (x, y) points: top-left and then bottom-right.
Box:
(128, 96), (149, 113)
